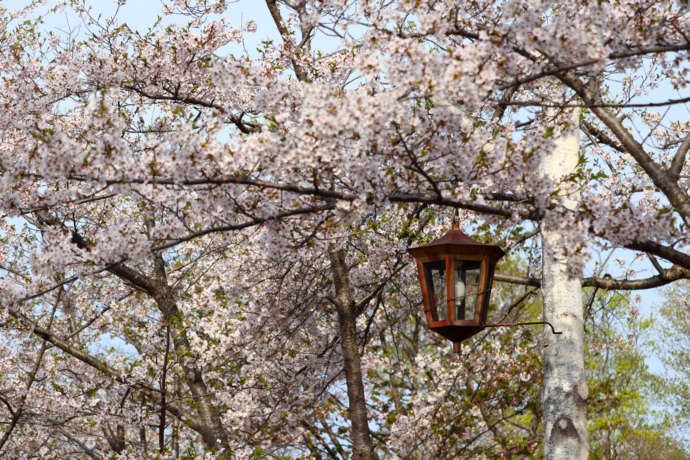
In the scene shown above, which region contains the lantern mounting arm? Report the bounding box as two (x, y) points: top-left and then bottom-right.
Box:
(483, 321), (562, 335)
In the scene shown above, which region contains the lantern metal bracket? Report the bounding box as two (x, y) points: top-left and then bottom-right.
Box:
(483, 321), (562, 335)
(453, 321), (563, 353)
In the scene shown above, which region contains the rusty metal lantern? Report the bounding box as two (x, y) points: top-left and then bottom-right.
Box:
(408, 221), (505, 346)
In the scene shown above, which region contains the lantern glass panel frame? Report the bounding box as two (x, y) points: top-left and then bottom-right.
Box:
(451, 257), (482, 322)
(422, 259), (447, 322)
(417, 253), (491, 329)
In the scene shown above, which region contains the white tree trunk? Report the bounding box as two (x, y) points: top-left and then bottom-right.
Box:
(540, 109), (589, 459)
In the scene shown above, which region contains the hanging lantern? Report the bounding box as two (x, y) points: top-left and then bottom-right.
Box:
(408, 221), (505, 345)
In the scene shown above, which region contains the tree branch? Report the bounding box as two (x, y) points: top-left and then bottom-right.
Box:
(503, 95), (690, 108)
(122, 84), (259, 133)
(266, 0), (311, 82)
(4, 307), (202, 435)
(63, 173), (529, 219)
(557, 71), (690, 225)
(0, 299), (58, 455)
(582, 121), (626, 153)
(625, 239), (690, 271)
(152, 203), (336, 251)
(495, 264), (690, 290)
(669, 132), (690, 181)
(500, 42), (690, 90)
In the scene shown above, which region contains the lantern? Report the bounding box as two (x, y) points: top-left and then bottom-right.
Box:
(408, 221), (505, 345)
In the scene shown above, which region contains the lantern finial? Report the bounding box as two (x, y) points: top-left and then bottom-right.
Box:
(451, 208), (459, 230)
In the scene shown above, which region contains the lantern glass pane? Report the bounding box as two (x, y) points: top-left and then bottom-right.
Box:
(453, 260), (481, 321)
(423, 261), (447, 322)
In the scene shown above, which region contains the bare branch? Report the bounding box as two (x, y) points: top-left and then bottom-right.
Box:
(122, 84), (259, 134)
(495, 264), (690, 290)
(503, 95), (690, 109)
(625, 239), (690, 271)
(582, 121), (626, 153)
(61, 174), (530, 219)
(4, 306), (200, 433)
(558, 71), (690, 225)
(669, 132), (690, 181)
(500, 42), (690, 90)
(152, 203), (336, 251)
(0, 300), (58, 454)
(647, 253), (665, 275)
(266, 0), (311, 82)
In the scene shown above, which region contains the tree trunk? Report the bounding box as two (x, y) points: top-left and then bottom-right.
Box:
(540, 109), (589, 459)
(328, 248), (377, 460)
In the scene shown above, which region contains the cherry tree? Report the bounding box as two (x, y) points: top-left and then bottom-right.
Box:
(0, 0), (688, 458)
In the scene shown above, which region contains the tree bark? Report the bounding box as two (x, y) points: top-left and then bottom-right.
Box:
(328, 248), (377, 460)
(540, 109), (589, 459)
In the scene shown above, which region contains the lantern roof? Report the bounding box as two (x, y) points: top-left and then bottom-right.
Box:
(408, 227), (505, 262)
(422, 228), (484, 247)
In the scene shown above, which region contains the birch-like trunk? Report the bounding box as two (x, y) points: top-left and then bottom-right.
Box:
(328, 248), (377, 460)
(540, 109), (589, 459)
